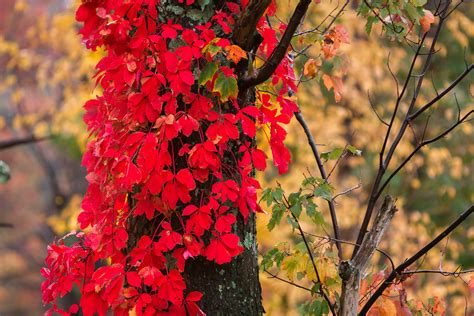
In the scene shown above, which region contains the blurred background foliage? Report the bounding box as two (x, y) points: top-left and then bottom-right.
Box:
(0, 0), (472, 315)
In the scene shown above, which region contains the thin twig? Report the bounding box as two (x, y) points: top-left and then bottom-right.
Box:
(264, 269), (312, 292)
(279, 193), (337, 315)
(408, 64), (473, 121)
(402, 268), (474, 276)
(376, 110), (473, 197)
(332, 183), (362, 201)
(353, 3), (450, 258)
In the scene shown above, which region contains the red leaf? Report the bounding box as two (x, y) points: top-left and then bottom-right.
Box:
(126, 271), (141, 287)
(179, 70), (195, 86)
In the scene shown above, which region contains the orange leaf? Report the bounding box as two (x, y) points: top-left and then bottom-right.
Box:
(420, 10), (435, 34)
(303, 58), (321, 78)
(322, 74), (343, 102)
(225, 45), (247, 64)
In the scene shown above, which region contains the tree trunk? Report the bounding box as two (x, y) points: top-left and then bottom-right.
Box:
(184, 211), (263, 314)
(339, 196), (397, 315)
(128, 1), (264, 314)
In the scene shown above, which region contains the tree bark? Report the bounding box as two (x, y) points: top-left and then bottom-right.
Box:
(339, 196), (397, 315)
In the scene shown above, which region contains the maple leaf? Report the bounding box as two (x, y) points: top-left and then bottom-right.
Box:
(224, 45), (247, 64)
(178, 114), (199, 137)
(214, 214), (236, 233)
(188, 141), (221, 174)
(138, 266), (163, 287)
(182, 233), (203, 258)
(303, 58), (322, 78)
(322, 74), (343, 103)
(198, 61), (218, 86)
(251, 148), (267, 171)
(126, 271), (141, 287)
(212, 180), (240, 202)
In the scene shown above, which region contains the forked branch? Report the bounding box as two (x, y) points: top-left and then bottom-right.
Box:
(239, 0), (312, 89)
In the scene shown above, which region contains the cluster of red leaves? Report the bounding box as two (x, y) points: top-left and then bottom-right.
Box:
(41, 0), (297, 315)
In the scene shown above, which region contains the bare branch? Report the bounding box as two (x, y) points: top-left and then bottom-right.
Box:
(239, 0), (312, 89)
(332, 183), (362, 201)
(353, 3), (450, 258)
(360, 205), (474, 314)
(408, 64), (473, 121)
(0, 135), (51, 150)
(376, 110), (473, 197)
(368, 91), (389, 127)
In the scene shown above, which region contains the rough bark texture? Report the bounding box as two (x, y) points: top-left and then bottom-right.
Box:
(339, 196), (397, 316)
(184, 211), (263, 315)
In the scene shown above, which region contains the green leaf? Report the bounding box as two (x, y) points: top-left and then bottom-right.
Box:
(213, 71), (238, 101)
(198, 0), (211, 10)
(320, 148), (344, 161)
(272, 187), (284, 202)
(198, 62), (218, 86)
(347, 145), (362, 156)
(313, 182), (334, 201)
(286, 215), (299, 229)
(294, 242), (307, 253)
(290, 203), (302, 219)
(304, 199), (319, 219)
(0, 161), (10, 183)
(365, 16), (378, 35)
(281, 256), (299, 280)
(302, 176), (319, 188)
(405, 3), (420, 22)
(267, 203), (285, 231)
(288, 191), (301, 205)
(311, 211), (326, 228)
(260, 188), (273, 207)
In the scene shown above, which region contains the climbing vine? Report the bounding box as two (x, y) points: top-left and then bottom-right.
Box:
(41, 1), (299, 315)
